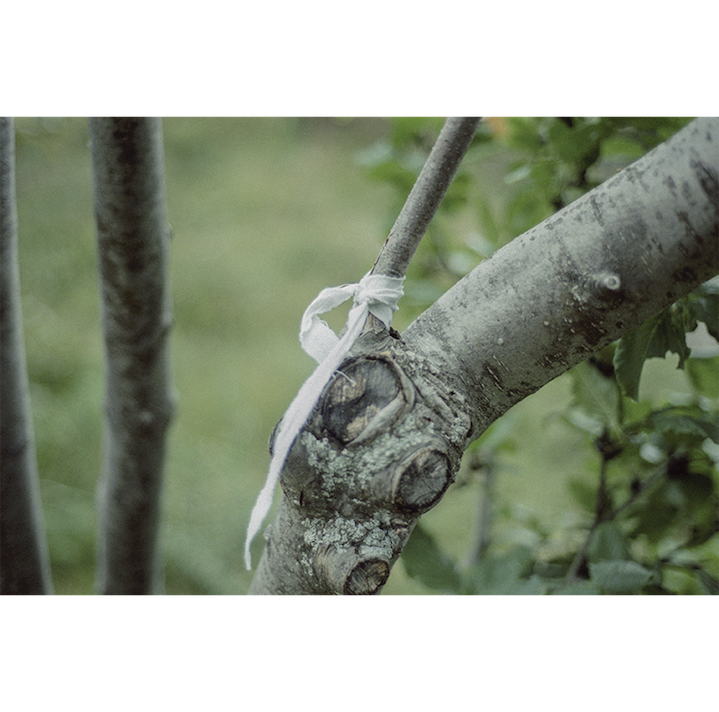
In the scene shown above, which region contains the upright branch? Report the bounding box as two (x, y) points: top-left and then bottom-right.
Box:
(0, 118), (54, 594)
(249, 118), (480, 594)
(373, 117), (481, 278)
(90, 118), (174, 595)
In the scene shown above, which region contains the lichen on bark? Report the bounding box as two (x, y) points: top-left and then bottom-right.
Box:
(249, 323), (472, 594)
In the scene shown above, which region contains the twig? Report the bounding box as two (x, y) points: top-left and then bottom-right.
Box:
(565, 454), (611, 581)
(372, 117), (481, 279)
(463, 459), (495, 568)
(564, 461), (666, 583)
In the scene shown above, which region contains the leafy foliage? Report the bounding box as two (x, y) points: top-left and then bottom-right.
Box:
(362, 117), (718, 595)
(615, 282), (719, 399)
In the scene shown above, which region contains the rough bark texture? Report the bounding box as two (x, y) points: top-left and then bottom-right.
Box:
(90, 118), (174, 595)
(403, 117), (719, 433)
(249, 117), (718, 595)
(250, 323), (471, 594)
(0, 117), (54, 594)
(249, 118), (480, 593)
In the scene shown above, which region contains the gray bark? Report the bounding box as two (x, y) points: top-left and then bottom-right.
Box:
(403, 117), (719, 432)
(249, 118), (480, 593)
(249, 117), (718, 595)
(0, 117), (54, 594)
(90, 118), (175, 594)
(373, 117), (481, 277)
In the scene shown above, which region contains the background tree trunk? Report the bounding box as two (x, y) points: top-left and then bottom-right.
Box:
(0, 117), (54, 594)
(90, 118), (175, 595)
(249, 117), (718, 595)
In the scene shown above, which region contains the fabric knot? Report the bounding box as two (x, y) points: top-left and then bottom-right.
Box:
(244, 271), (404, 569)
(355, 273), (403, 327)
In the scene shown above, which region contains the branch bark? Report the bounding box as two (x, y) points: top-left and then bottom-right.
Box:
(90, 118), (175, 594)
(0, 117), (54, 594)
(403, 117), (718, 434)
(249, 117), (718, 595)
(249, 118), (479, 593)
(372, 117), (481, 278)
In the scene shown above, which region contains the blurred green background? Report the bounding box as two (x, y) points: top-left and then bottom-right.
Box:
(13, 117), (699, 594)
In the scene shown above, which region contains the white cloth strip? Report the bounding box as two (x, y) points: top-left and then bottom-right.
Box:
(244, 272), (404, 569)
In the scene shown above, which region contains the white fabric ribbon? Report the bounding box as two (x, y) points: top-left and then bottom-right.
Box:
(244, 271), (404, 569)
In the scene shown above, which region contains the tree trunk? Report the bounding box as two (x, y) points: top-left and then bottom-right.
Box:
(90, 118), (175, 595)
(248, 117), (718, 595)
(0, 117), (54, 594)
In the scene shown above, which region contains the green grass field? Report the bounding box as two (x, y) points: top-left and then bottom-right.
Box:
(12, 117), (696, 594)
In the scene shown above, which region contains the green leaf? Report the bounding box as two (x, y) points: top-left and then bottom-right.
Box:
(506, 117), (546, 152)
(622, 453), (716, 550)
(401, 522), (461, 593)
(550, 580), (602, 595)
(614, 306), (692, 400)
(614, 321), (655, 400)
(695, 568), (719, 595)
(686, 357), (719, 398)
(462, 546), (535, 595)
(586, 521), (632, 563)
(626, 481), (682, 543)
(547, 118), (603, 168)
(648, 407), (719, 448)
(570, 361), (622, 432)
(687, 280), (719, 341)
(589, 560), (653, 594)
(530, 158), (562, 203)
(601, 118), (694, 149)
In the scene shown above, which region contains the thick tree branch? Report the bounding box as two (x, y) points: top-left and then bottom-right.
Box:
(0, 117), (54, 594)
(249, 117), (717, 595)
(249, 119), (479, 594)
(403, 117), (718, 438)
(90, 118), (175, 595)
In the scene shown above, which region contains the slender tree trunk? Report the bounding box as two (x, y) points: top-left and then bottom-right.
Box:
(90, 118), (175, 595)
(249, 117), (718, 595)
(0, 117), (54, 594)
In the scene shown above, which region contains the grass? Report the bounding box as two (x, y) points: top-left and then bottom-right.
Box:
(11, 117), (702, 594)
(15, 117), (397, 594)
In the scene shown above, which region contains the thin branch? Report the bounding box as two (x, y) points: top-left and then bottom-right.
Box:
(564, 461), (666, 583)
(463, 460), (494, 568)
(372, 117), (481, 278)
(564, 453), (611, 582)
(249, 118), (481, 593)
(0, 117), (54, 594)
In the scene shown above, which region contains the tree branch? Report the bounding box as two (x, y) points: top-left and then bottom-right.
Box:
(403, 117), (719, 437)
(372, 117), (481, 278)
(0, 117), (54, 594)
(248, 117), (718, 595)
(90, 118), (175, 595)
(248, 118), (479, 594)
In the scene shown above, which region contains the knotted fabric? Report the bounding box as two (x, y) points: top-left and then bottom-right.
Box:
(244, 271), (404, 569)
